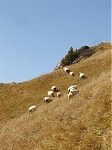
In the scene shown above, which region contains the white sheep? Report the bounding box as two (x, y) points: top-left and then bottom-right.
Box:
(68, 85), (77, 93)
(57, 92), (62, 98)
(64, 67), (70, 74)
(44, 97), (52, 103)
(69, 71), (74, 76)
(28, 105), (37, 113)
(48, 91), (55, 97)
(79, 72), (85, 79)
(51, 86), (57, 92)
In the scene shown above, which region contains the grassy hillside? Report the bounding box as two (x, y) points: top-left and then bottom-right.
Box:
(0, 42), (111, 150)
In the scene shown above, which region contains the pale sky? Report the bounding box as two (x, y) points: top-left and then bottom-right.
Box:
(0, 0), (111, 83)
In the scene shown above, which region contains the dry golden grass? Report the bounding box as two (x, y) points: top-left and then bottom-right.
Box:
(0, 42), (111, 150)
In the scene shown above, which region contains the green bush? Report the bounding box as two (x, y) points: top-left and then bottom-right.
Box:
(61, 47), (79, 66)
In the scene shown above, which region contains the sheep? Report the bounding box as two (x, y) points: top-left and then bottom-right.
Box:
(68, 92), (74, 99)
(64, 67), (70, 74)
(51, 86), (57, 92)
(68, 85), (79, 99)
(79, 72), (85, 79)
(69, 71), (74, 76)
(28, 105), (37, 113)
(68, 85), (77, 93)
(48, 90), (55, 98)
(44, 97), (52, 103)
(57, 92), (62, 98)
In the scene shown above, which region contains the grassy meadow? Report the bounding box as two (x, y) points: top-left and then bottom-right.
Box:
(0, 42), (111, 150)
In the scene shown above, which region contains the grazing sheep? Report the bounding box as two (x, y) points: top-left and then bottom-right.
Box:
(28, 105), (37, 113)
(69, 71), (74, 76)
(68, 85), (79, 99)
(64, 67), (70, 74)
(79, 72), (85, 79)
(51, 86), (57, 92)
(44, 97), (52, 103)
(57, 92), (62, 98)
(48, 91), (55, 97)
(68, 85), (77, 93)
(68, 92), (73, 99)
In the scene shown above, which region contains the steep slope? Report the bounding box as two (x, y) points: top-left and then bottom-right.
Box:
(0, 42), (111, 150)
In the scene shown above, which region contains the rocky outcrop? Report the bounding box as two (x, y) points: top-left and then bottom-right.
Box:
(54, 61), (65, 70)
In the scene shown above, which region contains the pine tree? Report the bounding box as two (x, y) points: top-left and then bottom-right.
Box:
(61, 47), (79, 66)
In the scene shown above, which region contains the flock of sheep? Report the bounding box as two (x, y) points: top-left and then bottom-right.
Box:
(28, 67), (85, 113)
